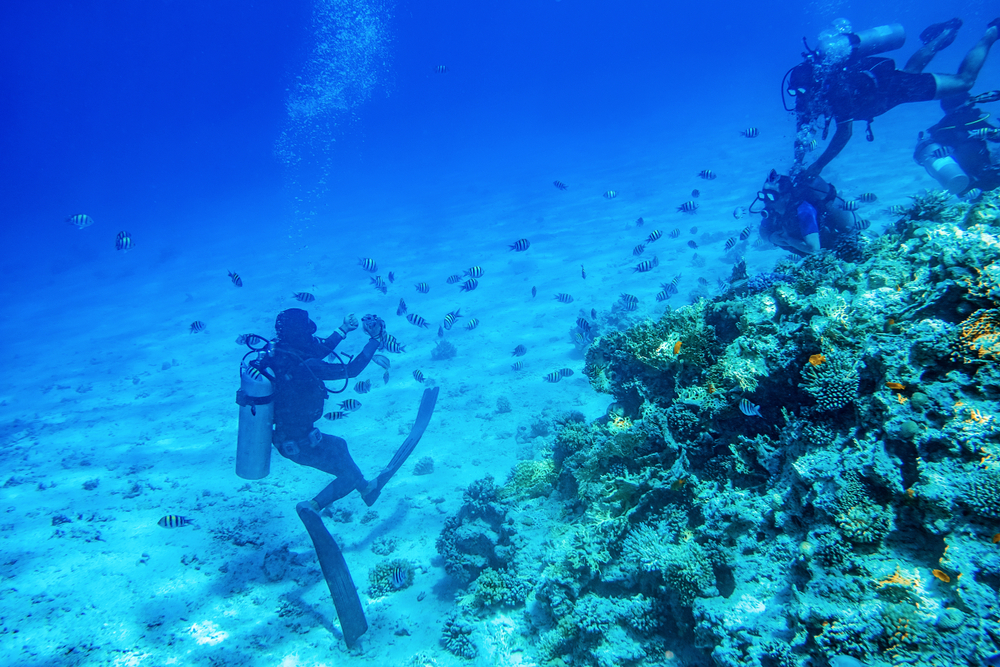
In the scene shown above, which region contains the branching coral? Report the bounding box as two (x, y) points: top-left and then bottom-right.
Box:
(800, 350), (860, 411)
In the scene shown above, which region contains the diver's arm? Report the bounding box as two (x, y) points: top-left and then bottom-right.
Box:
(305, 336), (379, 380)
(803, 119), (852, 180)
(342, 337), (380, 377)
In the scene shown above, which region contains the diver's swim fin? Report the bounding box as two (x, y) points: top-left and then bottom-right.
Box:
(296, 502), (368, 648)
(362, 386), (439, 507)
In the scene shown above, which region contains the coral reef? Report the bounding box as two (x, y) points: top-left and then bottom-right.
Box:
(431, 340), (457, 361)
(367, 558), (415, 597)
(439, 188), (1000, 666)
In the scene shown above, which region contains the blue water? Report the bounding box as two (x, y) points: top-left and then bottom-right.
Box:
(3, 0), (1000, 664)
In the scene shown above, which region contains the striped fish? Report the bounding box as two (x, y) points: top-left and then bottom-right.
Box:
(698, 169), (716, 180)
(228, 270), (242, 287)
(647, 229), (662, 243)
(655, 290), (671, 302)
(633, 243), (646, 257)
(324, 411), (348, 420)
(554, 293), (574, 304)
(157, 515), (193, 528)
(465, 318), (479, 331)
(668, 229), (680, 238)
(854, 219), (871, 231)
(381, 335), (405, 353)
(619, 293), (638, 308)
(460, 279), (478, 292)
(115, 231), (134, 252)
(738, 226), (752, 241)
(412, 370), (425, 383)
(446, 274), (462, 284)
(724, 237), (737, 252)
(603, 190), (617, 199)
(509, 238), (530, 252)
(739, 398), (762, 417)
(741, 127), (759, 138)
(354, 379), (372, 394)
(840, 200), (859, 211)
(390, 565), (409, 590)
(963, 188), (983, 200)
(858, 193), (877, 203)
(511, 361), (524, 371)
(543, 371), (562, 383)
(558, 368), (574, 377)
(406, 313), (429, 328)
(190, 321), (206, 333)
(442, 309), (462, 330)
(397, 298), (407, 316)
(67, 213), (94, 229)
(887, 204), (907, 215)
(969, 128), (1000, 140)
(359, 258), (378, 272)
(293, 292), (315, 302)
(677, 201), (698, 213)
(464, 266), (485, 278)
(553, 180), (568, 190)
(634, 256), (659, 273)
(339, 399), (362, 411)
(415, 282), (431, 294)
(371, 276), (387, 294)
(576, 318), (591, 332)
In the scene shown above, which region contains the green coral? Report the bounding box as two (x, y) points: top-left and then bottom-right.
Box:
(620, 523), (715, 603)
(441, 613), (478, 659)
(471, 567), (531, 609)
(834, 474), (893, 545)
(501, 459), (557, 500)
(367, 558), (415, 597)
(963, 467), (1000, 518)
(800, 350), (860, 412)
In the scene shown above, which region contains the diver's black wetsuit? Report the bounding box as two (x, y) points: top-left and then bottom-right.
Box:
(255, 331), (380, 502)
(923, 103), (1000, 193)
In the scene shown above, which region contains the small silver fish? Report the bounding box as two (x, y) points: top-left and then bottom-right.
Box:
(733, 206), (747, 219)
(372, 354), (390, 370)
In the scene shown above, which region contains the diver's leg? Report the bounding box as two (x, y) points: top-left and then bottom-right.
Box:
(308, 435), (366, 510)
(933, 23), (1000, 96)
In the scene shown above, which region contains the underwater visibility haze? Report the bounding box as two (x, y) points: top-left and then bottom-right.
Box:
(4, 0), (1000, 666)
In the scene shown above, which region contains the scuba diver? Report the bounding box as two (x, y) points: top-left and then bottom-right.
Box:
(785, 17), (1000, 181)
(914, 90), (1000, 195)
(752, 169), (855, 257)
(235, 308), (439, 648)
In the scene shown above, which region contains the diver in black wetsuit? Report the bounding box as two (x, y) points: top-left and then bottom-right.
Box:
(788, 18), (1000, 181)
(915, 91), (1000, 195)
(752, 169), (855, 256)
(255, 307), (385, 508)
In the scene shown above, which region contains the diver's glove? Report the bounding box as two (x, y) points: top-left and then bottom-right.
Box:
(338, 313), (359, 337)
(362, 314), (385, 340)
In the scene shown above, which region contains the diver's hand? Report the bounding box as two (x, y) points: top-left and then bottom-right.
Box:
(339, 313), (359, 336)
(362, 314), (385, 340)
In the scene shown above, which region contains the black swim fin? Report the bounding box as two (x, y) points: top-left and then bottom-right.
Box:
(296, 502), (368, 648)
(362, 386), (439, 507)
(920, 18), (962, 49)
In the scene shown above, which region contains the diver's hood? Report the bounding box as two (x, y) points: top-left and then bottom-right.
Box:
(275, 308), (317, 343)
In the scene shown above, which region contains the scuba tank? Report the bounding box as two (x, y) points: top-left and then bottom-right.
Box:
(914, 137), (970, 195)
(817, 24), (905, 60)
(235, 336), (275, 480)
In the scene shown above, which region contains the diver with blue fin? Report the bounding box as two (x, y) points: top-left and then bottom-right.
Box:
(235, 308), (439, 648)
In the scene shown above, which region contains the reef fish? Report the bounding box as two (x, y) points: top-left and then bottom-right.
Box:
(446, 274), (462, 284)
(293, 292), (315, 302)
(464, 266), (484, 278)
(733, 206), (747, 219)
(228, 270), (242, 287)
(460, 279), (479, 292)
(633, 243), (646, 256)
(647, 229), (662, 243)
(339, 399), (362, 411)
(698, 169), (716, 180)
(465, 318), (479, 331)
(115, 231), (134, 252)
(158, 515), (193, 528)
(67, 213), (95, 229)
(741, 127), (759, 138)
(555, 293), (574, 304)
(413, 370), (425, 383)
(415, 282), (430, 294)
(511, 361), (524, 371)
(553, 180), (568, 190)
(509, 238), (530, 252)
(442, 309), (462, 330)
(372, 354), (390, 370)
(739, 398), (762, 417)
(512, 344), (527, 357)
(406, 313), (429, 328)
(359, 258), (378, 272)
(634, 257), (659, 273)
(603, 190), (617, 199)
(543, 371), (562, 383)
(324, 411), (348, 420)
(397, 298), (408, 316)
(858, 193), (877, 203)
(354, 379), (372, 394)
(677, 201), (698, 213)
(190, 321), (206, 334)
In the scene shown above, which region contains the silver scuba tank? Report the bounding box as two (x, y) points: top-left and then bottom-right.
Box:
(235, 361), (273, 479)
(914, 140), (970, 195)
(818, 24), (905, 60)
